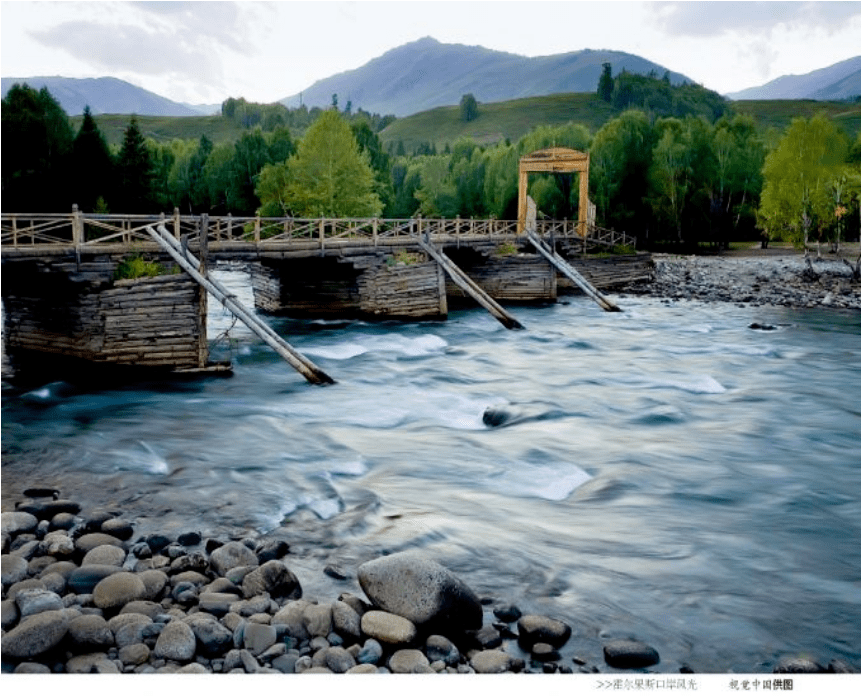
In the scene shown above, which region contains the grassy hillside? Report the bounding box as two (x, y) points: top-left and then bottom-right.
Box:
(381, 94), (861, 153)
(729, 99), (861, 139)
(379, 93), (618, 152)
(71, 113), (248, 149)
(79, 95), (860, 153)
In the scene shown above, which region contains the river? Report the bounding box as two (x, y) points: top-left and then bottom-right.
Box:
(2, 269), (860, 673)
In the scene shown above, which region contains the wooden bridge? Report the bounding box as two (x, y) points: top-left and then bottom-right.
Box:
(0, 209), (635, 257)
(1, 208), (649, 384)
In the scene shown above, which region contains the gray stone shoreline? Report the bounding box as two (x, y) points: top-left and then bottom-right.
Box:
(619, 253), (860, 310)
(1, 493), (856, 675)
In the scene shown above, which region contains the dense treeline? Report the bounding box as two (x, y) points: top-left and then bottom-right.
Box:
(2, 76), (859, 251)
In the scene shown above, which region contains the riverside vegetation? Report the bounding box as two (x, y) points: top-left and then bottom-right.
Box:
(3, 69), (859, 254)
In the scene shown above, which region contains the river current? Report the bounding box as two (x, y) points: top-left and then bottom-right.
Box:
(2, 270), (860, 673)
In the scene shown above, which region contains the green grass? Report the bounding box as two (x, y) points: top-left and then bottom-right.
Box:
(78, 95), (860, 152)
(72, 114), (249, 148)
(730, 99), (861, 138)
(381, 94), (860, 152)
(380, 93), (618, 152)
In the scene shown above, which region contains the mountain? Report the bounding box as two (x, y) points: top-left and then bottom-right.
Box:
(279, 36), (692, 117)
(1, 76), (201, 116)
(725, 56), (861, 101)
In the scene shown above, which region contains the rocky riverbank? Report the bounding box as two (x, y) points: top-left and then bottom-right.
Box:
(2, 491), (855, 675)
(620, 251), (860, 310)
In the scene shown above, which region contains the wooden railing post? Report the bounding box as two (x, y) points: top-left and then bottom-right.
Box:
(255, 216), (261, 243)
(319, 218), (325, 253)
(373, 218), (378, 247)
(72, 204), (83, 245)
(173, 208), (181, 240)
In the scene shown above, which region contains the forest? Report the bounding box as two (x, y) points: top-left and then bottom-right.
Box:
(2, 69), (860, 252)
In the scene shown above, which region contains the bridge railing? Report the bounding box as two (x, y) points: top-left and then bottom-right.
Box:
(2, 210), (635, 252)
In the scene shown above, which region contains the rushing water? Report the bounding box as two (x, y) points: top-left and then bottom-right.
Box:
(2, 270), (860, 673)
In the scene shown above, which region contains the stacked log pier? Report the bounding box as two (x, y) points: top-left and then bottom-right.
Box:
(250, 253), (447, 320)
(561, 252), (654, 292)
(2, 258), (207, 372)
(445, 252), (556, 303)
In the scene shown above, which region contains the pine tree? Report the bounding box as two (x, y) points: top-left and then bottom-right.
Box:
(115, 116), (154, 212)
(72, 106), (114, 212)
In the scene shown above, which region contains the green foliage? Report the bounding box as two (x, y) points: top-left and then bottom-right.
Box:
(597, 63), (614, 102)
(460, 94), (479, 122)
(387, 250), (425, 266)
(115, 116), (155, 212)
(611, 70), (729, 121)
(494, 241), (518, 257)
(758, 115), (856, 247)
(267, 110), (383, 217)
(71, 106), (114, 213)
(2, 83), (75, 211)
(113, 253), (168, 280)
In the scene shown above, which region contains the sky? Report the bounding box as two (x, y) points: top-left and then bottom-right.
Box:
(0, 0), (860, 106)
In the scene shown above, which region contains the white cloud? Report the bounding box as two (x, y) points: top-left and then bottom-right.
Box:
(1, 1), (860, 104)
(647, 1), (860, 37)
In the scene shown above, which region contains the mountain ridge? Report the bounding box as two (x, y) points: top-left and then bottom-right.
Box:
(278, 37), (693, 116)
(725, 56), (860, 101)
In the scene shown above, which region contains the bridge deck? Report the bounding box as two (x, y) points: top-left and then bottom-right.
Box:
(1, 212), (635, 258)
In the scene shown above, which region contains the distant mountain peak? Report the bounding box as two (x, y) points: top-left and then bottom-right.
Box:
(279, 38), (692, 117)
(1, 75), (200, 117)
(726, 56), (861, 101)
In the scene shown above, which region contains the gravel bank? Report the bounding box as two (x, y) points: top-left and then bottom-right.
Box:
(2, 493), (855, 675)
(620, 253), (860, 310)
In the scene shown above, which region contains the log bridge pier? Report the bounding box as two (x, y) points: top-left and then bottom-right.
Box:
(1, 209), (651, 383)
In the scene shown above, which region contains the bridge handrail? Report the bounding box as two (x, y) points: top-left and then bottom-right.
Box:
(2, 211), (635, 252)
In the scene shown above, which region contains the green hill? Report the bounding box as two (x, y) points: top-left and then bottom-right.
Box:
(78, 95), (860, 154)
(70, 113), (247, 149)
(379, 93), (618, 153)
(729, 99), (861, 139)
(381, 94), (860, 153)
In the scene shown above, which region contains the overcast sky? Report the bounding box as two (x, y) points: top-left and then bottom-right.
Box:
(1, 1), (860, 105)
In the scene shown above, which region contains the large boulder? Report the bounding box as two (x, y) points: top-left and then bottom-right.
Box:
(209, 541), (258, 576)
(1, 609), (70, 659)
(357, 552), (482, 632)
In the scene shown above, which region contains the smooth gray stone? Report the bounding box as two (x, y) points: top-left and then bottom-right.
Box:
(517, 614), (572, 648)
(358, 551), (482, 631)
(242, 559), (301, 600)
(603, 639), (661, 669)
(153, 620), (197, 661)
(325, 646), (357, 673)
(1, 554), (29, 586)
(82, 544), (127, 567)
(209, 541), (258, 576)
(471, 649), (514, 673)
(425, 634), (460, 666)
(389, 648), (431, 673)
(2, 511), (39, 536)
(66, 652), (121, 673)
(1, 609), (70, 659)
(360, 610), (417, 645)
(68, 614), (114, 649)
(243, 621), (277, 656)
(93, 572), (147, 611)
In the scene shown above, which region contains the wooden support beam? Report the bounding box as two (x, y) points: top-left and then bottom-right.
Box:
(417, 237), (524, 330)
(148, 224), (335, 385)
(526, 229), (621, 312)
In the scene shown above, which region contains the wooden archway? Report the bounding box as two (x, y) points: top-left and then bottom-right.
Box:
(517, 148), (590, 236)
